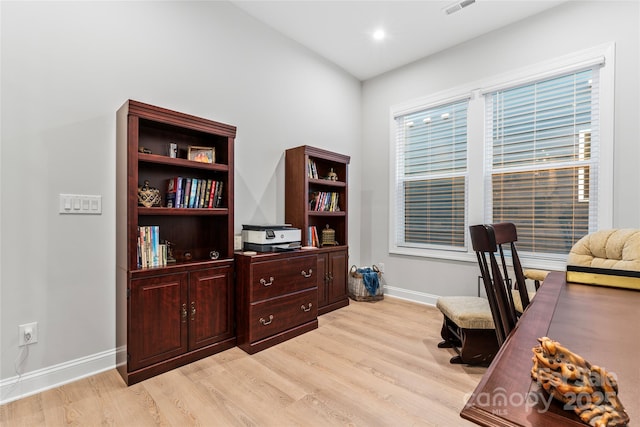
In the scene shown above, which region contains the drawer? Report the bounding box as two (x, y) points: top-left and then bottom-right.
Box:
(250, 255), (317, 301)
(249, 288), (318, 343)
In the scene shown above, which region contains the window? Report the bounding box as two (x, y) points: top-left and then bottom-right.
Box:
(486, 68), (599, 257)
(390, 45), (613, 267)
(393, 99), (468, 251)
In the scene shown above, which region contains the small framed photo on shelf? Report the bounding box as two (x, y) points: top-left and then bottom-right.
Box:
(187, 146), (215, 164)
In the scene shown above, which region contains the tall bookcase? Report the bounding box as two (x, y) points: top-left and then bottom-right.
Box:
(285, 145), (350, 314)
(116, 100), (236, 385)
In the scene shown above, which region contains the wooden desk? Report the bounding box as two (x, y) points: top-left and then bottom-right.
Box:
(460, 271), (639, 426)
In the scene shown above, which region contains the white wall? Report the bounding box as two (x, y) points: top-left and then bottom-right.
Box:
(361, 1), (640, 303)
(0, 1), (361, 401)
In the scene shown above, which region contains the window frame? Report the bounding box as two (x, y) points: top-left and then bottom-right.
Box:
(393, 96), (471, 253)
(389, 43), (614, 271)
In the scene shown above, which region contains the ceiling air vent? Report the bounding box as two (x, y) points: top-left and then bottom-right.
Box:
(443, 0), (476, 15)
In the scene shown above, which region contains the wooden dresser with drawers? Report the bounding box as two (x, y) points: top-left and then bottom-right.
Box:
(234, 251), (319, 354)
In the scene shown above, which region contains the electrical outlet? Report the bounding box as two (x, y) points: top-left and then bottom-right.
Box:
(18, 322), (38, 346)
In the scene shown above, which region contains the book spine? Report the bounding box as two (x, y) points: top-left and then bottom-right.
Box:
(188, 178), (197, 208)
(141, 226), (149, 268)
(209, 181), (218, 208)
(215, 181), (224, 208)
(137, 227), (142, 268)
(199, 179), (208, 208)
(194, 179), (201, 208)
(152, 226), (159, 267)
(204, 179), (212, 208)
(183, 178), (192, 208)
(177, 178), (183, 208)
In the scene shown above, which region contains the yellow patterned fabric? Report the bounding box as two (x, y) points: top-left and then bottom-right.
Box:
(567, 229), (640, 271)
(436, 296), (494, 330)
(523, 269), (549, 282)
(512, 290), (537, 313)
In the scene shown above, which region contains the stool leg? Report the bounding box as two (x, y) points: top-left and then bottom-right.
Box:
(438, 316), (461, 348)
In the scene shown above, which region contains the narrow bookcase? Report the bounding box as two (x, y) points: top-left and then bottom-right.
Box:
(116, 100), (236, 385)
(285, 145), (350, 314)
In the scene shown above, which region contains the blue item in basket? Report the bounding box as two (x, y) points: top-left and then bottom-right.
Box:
(356, 267), (379, 295)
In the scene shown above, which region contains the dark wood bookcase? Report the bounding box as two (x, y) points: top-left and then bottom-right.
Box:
(116, 100), (236, 385)
(285, 145), (350, 314)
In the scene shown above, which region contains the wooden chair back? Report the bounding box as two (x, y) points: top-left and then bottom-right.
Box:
(469, 223), (529, 346)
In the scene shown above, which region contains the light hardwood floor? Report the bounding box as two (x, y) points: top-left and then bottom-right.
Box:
(0, 297), (485, 426)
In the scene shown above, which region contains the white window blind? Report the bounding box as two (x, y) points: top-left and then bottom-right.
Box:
(485, 67), (600, 257)
(394, 99), (468, 250)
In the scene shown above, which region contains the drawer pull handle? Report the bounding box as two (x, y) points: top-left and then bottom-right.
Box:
(301, 303), (313, 312)
(301, 269), (313, 278)
(260, 277), (274, 287)
(190, 301), (196, 321)
(260, 315), (274, 326)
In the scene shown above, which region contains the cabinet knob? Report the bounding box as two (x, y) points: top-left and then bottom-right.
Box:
(260, 277), (274, 287)
(259, 315), (274, 326)
(181, 303), (187, 323)
(328, 272), (334, 281)
(301, 303), (313, 312)
(301, 269), (313, 278)
(190, 301), (196, 321)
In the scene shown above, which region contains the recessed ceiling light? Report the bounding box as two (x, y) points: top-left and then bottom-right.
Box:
(372, 29), (386, 41)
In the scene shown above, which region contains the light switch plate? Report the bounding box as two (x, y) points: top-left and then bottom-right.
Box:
(59, 194), (102, 215)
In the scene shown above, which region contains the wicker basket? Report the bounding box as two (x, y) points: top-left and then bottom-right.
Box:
(348, 265), (384, 302)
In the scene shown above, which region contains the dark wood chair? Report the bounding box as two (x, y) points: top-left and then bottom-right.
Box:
(469, 222), (531, 345)
(436, 222), (537, 364)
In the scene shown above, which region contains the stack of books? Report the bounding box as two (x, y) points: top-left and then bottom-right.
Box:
(307, 159), (318, 179)
(166, 177), (224, 209)
(308, 226), (320, 247)
(309, 191), (340, 211)
(137, 226), (167, 268)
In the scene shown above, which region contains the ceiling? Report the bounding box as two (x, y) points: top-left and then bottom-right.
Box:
(231, 0), (566, 81)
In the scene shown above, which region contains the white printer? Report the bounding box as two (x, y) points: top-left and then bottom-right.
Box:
(242, 224), (301, 252)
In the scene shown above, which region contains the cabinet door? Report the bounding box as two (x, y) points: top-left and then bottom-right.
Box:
(189, 265), (234, 350)
(327, 250), (348, 304)
(129, 273), (188, 371)
(316, 253), (328, 308)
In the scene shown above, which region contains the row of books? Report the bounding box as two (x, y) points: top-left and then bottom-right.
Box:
(137, 226), (168, 268)
(309, 191), (340, 212)
(307, 159), (319, 179)
(166, 177), (224, 209)
(307, 226), (320, 247)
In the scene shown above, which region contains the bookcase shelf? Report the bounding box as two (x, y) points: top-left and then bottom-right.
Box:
(139, 153), (230, 172)
(116, 100), (236, 385)
(307, 211), (346, 217)
(308, 178), (346, 187)
(138, 207), (229, 216)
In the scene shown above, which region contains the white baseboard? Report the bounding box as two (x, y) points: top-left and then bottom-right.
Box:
(0, 348), (116, 405)
(0, 289), (436, 405)
(383, 285), (438, 306)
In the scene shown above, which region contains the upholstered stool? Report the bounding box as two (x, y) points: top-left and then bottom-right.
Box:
(512, 290), (538, 313)
(523, 268), (549, 289)
(436, 296), (499, 365)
